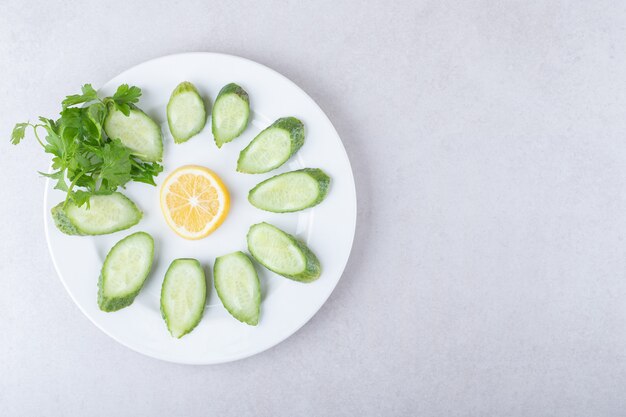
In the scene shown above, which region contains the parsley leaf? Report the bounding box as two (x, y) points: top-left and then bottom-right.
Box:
(98, 139), (132, 190)
(110, 84), (142, 116)
(70, 190), (95, 208)
(131, 160), (164, 186)
(85, 102), (106, 141)
(39, 170), (68, 191)
(10, 123), (28, 144)
(62, 84), (98, 109)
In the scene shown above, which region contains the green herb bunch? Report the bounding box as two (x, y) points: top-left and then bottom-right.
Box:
(11, 84), (163, 207)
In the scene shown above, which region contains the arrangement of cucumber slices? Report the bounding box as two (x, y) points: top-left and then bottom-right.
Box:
(237, 117), (304, 174)
(167, 81), (207, 143)
(249, 168), (330, 212)
(40, 78), (335, 339)
(161, 259), (207, 338)
(98, 232), (154, 312)
(52, 192), (142, 236)
(248, 222), (321, 282)
(212, 83), (250, 148)
(214, 252), (260, 325)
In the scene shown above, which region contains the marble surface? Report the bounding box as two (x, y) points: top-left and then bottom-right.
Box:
(2, 1), (626, 415)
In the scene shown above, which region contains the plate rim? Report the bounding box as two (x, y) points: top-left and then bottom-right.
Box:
(43, 52), (357, 364)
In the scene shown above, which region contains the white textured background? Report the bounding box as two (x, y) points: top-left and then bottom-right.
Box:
(2, 1), (626, 416)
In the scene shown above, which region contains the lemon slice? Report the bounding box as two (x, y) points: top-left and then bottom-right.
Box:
(160, 165), (230, 239)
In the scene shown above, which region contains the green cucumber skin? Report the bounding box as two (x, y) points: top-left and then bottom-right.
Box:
(214, 251), (260, 326)
(248, 168), (331, 213)
(98, 274), (141, 312)
(50, 192), (142, 236)
(212, 83), (250, 147)
(97, 232), (154, 312)
(237, 117), (305, 174)
(167, 81), (207, 144)
(51, 204), (82, 235)
(104, 103), (164, 162)
(247, 222), (321, 283)
(160, 258), (207, 339)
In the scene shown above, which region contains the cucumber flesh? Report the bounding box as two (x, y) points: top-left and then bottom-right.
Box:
(167, 81), (207, 143)
(98, 232), (154, 312)
(51, 192), (142, 236)
(104, 104), (163, 162)
(237, 117), (304, 174)
(214, 251), (260, 325)
(247, 222), (321, 283)
(248, 168), (331, 213)
(160, 258), (207, 338)
(212, 83), (250, 148)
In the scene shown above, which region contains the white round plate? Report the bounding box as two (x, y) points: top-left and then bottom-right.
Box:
(44, 53), (356, 364)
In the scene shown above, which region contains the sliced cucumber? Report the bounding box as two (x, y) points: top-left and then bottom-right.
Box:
(237, 117), (304, 174)
(98, 232), (154, 312)
(160, 258), (207, 338)
(247, 222), (320, 283)
(51, 192), (142, 236)
(167, 81), (207, 143)
(212, 83), (250, 148)
(104, 103), (163, 162)
(249, 168), (331, 213)
(214, 251), (260, 325)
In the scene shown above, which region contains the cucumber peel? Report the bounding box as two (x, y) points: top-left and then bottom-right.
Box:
(167, 81), (207, 143)
(160, 258), (207, 338)
(214, 251), (261, 325)
(98, 232), (154, 312)
(248, 168), (331, 212)
(51, 192), (142, 236)
(212, 83), (250, 148)
(237, 117), (304, 174)
(51, 204), (82, 235)
(247, 222), (321, 283)
(104, 103), (163, 162)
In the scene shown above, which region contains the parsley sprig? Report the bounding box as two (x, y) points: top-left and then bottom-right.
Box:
(11, 84), (163, 207)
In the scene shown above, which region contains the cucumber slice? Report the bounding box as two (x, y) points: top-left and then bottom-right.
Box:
(247, 222), (320, 283)
(160, 258), (207, 338)
(212, 83), (250, 148)
(248, 168), (331, 213)
(104, 103), (163, 162)
(98, 232), (154, 312)
(51, 192), (142, 236)
(167, 81), (207, 143)
(237, 117), (304, 174)
(214, 251), (261, 325)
